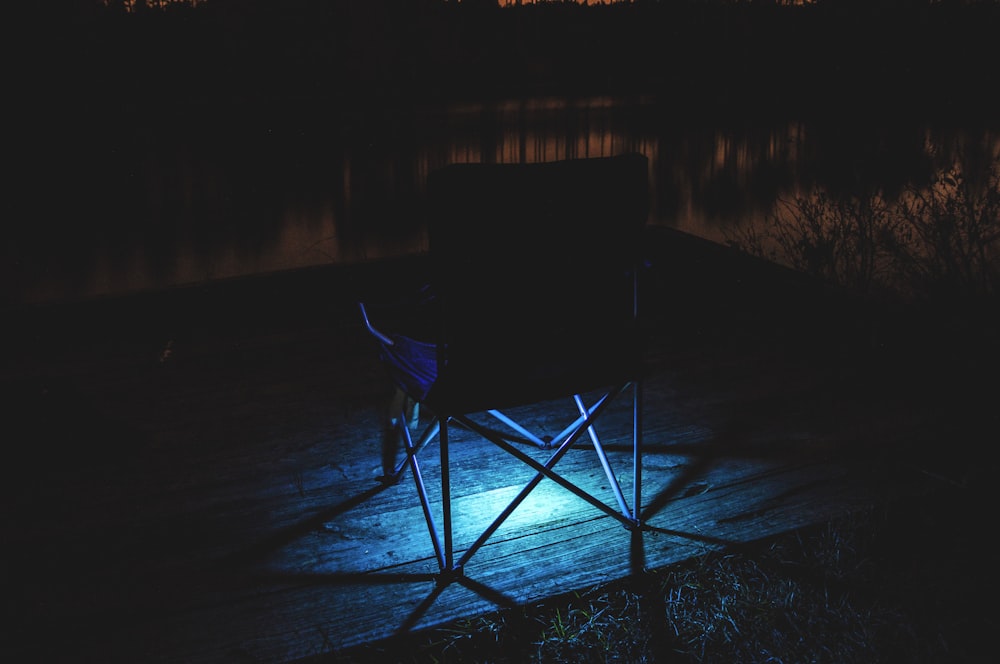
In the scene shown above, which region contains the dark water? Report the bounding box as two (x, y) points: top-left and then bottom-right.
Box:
(6, 95), (997, 307)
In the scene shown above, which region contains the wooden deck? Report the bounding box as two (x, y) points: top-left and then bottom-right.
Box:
(2, 228), (987, 663)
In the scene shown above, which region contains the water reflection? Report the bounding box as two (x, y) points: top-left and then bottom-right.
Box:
(5, 96), (997, 306)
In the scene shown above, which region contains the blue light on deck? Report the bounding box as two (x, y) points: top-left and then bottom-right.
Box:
(456, 480), (582, 535)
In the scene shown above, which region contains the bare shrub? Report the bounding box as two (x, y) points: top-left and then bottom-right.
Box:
(727, 190), (901, 298)
(892, 157), (1000, 302)
(727, 154), (1000, 305)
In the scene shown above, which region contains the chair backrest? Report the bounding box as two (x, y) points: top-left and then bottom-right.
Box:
(424, 153), (649, 357)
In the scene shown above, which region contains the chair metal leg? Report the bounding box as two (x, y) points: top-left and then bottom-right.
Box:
(453, 384), (634, 569)
(634, 379), (642, 526)
(487, 409), (550, 448)
(440, 415), (456, 574)
(390, 419), (440, 479)
(395, 380), (643, 579)
(400, 416), (446, 571)
(548, 407), (596, 448)
(573, 393), (632, 520)
(454, 409), (596, 570)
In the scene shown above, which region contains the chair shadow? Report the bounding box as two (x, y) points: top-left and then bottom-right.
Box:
(629, 406), (845, 577)
(245, 567), (518, 637)
(216, 482), (395, 570)
(210, 477), (520, 638)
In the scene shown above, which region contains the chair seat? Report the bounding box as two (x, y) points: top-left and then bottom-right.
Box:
(426, 323), (641, 413)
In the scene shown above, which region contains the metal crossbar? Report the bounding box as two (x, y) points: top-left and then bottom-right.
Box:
(390, 381), (642, 576)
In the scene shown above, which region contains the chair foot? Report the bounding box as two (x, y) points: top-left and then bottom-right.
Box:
(624, 517), (643, 532)
(376, 468), (403, 486)
(436, 564), (464, 587)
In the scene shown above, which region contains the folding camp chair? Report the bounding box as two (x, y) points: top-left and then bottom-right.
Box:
(360, 153), (649, 580)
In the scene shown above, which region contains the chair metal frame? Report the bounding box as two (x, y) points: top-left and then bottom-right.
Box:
(361, 154), (648, 580)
